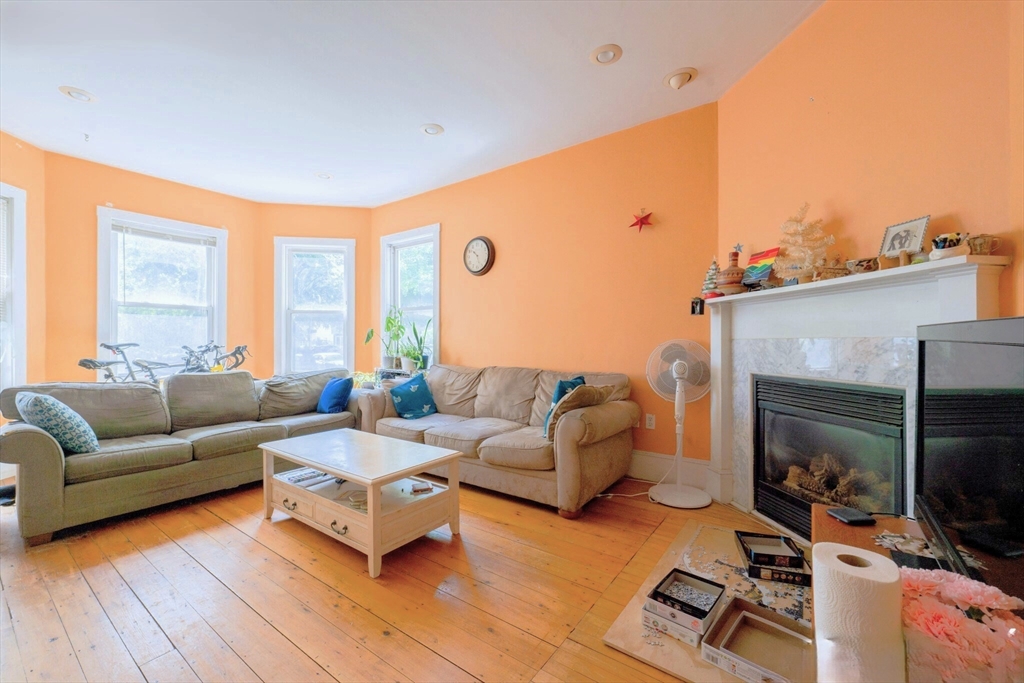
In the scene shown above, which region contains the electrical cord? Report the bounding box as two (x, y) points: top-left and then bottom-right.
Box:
(594, 472), (674, 500)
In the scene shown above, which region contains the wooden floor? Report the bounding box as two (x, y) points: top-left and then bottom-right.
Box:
(0, 477), (773, 683)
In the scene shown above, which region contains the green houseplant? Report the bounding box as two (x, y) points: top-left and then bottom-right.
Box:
(364, 305), (406, 369)
(399, 319), (432, 371)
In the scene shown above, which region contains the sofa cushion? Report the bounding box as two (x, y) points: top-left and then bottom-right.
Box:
(172, 421), (286, 460)
(15, 392), (100, 454)
(478, 427), (554, 471)
(376, 414), (468, 443)
(259, 368), (350, 419)
(425, 365), (483, 418)
(424, 417), (523, 457)
(259, 412), (355, 438)
(545, 385), (615, 441)
(542, 376), (586, 437)
(64, 434), (193, 485)
(530, 371), (631, 426)
(1, 381), (170, 438)
(317, 377), (354, 414)
(165, 371), (260, 431)
(474, 367), (540, 424)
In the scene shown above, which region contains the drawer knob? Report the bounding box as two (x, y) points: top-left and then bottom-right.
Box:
(331, 521), (348, 536)
(282, 498), (298, 511)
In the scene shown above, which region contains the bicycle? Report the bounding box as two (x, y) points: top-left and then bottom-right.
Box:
(133, 344), (251, 381)
(77, 342), (141, 382)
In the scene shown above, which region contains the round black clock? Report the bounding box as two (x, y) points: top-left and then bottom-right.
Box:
(463, 236), (495, 276)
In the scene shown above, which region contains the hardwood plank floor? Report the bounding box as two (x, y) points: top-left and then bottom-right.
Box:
(0, 477), (774, 682)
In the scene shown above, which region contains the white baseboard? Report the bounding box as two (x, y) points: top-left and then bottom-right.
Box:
(0, 463), (15, 481)
(628, 450), (708, 487)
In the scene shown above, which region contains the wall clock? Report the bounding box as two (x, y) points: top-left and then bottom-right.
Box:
(463, 236), (495, 276)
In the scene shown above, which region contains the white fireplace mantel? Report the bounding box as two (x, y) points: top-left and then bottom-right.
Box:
(704, 254), (1011, 510)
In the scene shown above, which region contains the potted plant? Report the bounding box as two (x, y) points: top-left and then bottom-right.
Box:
(410, 319), (432, 370)
(398, 340), (421, 373)
(364, 305), (406, 369)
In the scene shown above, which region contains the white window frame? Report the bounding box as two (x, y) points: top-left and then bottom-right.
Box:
(96, 207), (228, 375)
(380, 223), (440, 364)
(0, 182), (28, 389)
(274, 236), (356, 375)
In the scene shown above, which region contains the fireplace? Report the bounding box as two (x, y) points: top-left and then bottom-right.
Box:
(753, 375), (906, 538)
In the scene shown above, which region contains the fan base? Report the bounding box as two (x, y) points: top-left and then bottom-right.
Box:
(648, 484), (712, 509)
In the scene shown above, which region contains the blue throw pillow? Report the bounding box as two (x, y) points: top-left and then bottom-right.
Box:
(389, 374), (437, 420)
(15, 391), (100, 454)
(317, 376), (354, 414)
(543, 376), (585, 436)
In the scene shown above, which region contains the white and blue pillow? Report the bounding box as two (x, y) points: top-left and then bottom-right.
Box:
(15, 392), (100, 454)
(543, 376), (585, 436)
(389, 375), (437, 420)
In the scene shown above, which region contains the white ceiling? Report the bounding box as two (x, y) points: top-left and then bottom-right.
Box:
(0, 0), (821, 206)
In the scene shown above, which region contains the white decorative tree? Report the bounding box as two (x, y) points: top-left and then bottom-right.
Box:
(771, 203), (835, 282)
(701, 257), (720, 298)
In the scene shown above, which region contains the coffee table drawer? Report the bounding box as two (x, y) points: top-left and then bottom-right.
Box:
(314, 504), (368, 546)
(273, 487), (313, 520)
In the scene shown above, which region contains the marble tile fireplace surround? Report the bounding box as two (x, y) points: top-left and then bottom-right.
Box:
(705, 255), (1010, 536)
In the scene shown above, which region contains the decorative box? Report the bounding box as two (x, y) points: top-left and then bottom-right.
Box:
(744, 558), (812, 587)
(701, 598), (815, 683)
(735, 531), (804, 568)
(644, 569), (726, 634)
(641, 606), (700, 647)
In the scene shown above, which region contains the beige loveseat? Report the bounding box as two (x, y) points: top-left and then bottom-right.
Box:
(359, 365), (641, 518)
(0, 369), (358, 544)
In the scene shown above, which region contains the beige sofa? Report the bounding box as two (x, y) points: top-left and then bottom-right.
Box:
(0, 369), (359, 544)
(359, 365), (641, 518)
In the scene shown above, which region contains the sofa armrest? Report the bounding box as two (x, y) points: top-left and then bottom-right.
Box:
(0, 422), (66, 539)
(560, 400), (640, 446)
(346, 388), (365, 428)
(553, 400), (639, 515)
(357, 388), (388, 433)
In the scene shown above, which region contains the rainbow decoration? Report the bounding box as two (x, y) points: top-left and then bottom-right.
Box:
(742, 247), (780, 285)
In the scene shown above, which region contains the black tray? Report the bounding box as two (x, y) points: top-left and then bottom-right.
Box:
(735, 531), (804, 569)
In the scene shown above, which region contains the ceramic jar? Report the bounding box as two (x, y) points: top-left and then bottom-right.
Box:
(716, 251), (746, 295)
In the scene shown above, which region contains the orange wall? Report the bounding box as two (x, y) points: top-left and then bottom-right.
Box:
(254, 204), (373, 377)
(719, 0), (1024, 317)
(0, 133), (46, 383)
(372, 104), (719, 456)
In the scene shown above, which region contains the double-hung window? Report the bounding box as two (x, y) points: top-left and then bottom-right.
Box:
(381, 224), (439, 363)
(97, 208), (227, 374)
(274, 237), (355, 374)
(0, 182), (27, 392)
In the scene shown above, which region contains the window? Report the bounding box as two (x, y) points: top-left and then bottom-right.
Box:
(381, 224), (439, 364)
(97, 208), (227, 374)
(0, 182), (27, 392)
(274, 237), (355, 374)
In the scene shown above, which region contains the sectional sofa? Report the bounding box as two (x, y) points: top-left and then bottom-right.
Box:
(358, 364), (641, 518)
(0, 369), (357, 543)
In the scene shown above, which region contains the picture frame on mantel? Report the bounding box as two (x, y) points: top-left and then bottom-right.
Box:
(879, 216), (929, 259)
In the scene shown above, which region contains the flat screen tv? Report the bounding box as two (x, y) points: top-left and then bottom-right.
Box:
(916, 317), (1024, 596)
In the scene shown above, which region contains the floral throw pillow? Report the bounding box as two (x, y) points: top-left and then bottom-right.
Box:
(14, 391), (100, 454)
(389, 374), (438, 420)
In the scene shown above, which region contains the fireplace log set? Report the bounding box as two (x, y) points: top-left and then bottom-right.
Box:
(780, 453), (892, 513)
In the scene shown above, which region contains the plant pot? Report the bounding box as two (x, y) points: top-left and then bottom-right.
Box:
(382, 355), (396, 370)
(419, 354), (430, 370)
(400, 357), (418, 373)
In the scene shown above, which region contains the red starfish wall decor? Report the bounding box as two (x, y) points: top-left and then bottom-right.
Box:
(630, 210), (653, 232)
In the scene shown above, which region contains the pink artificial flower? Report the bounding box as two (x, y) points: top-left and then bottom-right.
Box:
(901, 566), (953, 597)
(903, 595), (969, 646)
(939, 578), (1024, 612)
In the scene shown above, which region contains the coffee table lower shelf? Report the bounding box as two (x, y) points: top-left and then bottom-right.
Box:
(263, 461), (459, 578)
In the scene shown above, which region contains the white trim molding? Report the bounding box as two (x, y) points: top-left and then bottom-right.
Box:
(96, 207), (229, 375)
(380, 223), (440, 363)
(273, 236), (357, 375)
(628, 449), (709, 487)
(0, 182), (27, 389)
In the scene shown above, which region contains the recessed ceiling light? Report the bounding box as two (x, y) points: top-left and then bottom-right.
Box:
(315, 172), (333, 180)
(58, 86), (96, 103)
(663, 68), (698, 90)
(589, 44), (622, 66)
(420, 124), (444, 136)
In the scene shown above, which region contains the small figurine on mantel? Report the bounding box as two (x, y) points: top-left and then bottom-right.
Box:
(772, 203), (835, 284)
(701, 257), (723, 299)
(715, 244), (747, 296)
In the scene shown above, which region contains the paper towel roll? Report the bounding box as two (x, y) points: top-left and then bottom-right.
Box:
(813, 542), (906, 683)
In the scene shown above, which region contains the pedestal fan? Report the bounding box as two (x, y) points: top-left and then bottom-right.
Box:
(646, 340), (713, 508)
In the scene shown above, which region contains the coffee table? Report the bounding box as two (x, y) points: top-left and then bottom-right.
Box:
(259, 429), (461, 578)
